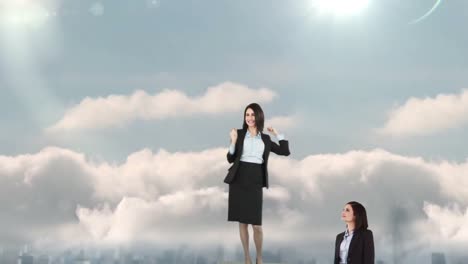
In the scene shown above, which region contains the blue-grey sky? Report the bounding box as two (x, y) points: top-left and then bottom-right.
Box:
(2, 0), (468, 161)
(1, 0), (468, 262)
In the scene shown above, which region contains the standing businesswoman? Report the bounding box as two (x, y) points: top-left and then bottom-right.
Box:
(224, 103), (290, 264)
(335, 201), (375, 264)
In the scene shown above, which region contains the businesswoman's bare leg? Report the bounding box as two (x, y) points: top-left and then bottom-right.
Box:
(253, 225), (263, 263)
(239, 223), (252, 264)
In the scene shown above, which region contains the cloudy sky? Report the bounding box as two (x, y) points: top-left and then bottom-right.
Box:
(1, 0), (468, 262)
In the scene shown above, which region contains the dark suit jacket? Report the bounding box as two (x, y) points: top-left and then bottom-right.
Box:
(334, 229), (374, 264)
(223, 129), (290, 188)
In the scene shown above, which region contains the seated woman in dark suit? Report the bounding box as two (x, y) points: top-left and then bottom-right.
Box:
(334, 201), (375, 264)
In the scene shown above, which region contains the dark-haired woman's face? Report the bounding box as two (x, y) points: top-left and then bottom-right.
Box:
(341, 204), (355, 223)
(245, 108), (256, 128)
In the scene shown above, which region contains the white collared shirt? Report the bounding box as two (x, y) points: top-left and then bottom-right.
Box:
(228, 130), (285, 164)
(339, 229), (354, 264)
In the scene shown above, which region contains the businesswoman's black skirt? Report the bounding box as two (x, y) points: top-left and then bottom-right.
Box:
(228, 161), (264, 225)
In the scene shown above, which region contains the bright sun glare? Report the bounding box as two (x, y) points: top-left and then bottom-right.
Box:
(312, 0), (370, 16)
(0, 0), (50, 28)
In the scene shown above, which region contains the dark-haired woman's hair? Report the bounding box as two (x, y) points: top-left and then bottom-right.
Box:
(242, 103), (265, 132)
(347, 201), (369, 231)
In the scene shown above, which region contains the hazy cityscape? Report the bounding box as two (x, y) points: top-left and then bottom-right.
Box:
(0, 245), (463, 264)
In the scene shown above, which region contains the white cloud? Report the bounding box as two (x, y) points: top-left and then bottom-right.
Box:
(423, 202), (468, 243)
(76, 188), (228, 245)
(378, 89), (468, 137)
(264, 186), (291, 202)
(47, 82), (277, 132)
(409, 201), (468, 258)
(1, 146), (467, 261)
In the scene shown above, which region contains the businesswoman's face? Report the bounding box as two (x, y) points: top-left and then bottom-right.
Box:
(245, 108), (256, 128)
(341, 204), (355, 223)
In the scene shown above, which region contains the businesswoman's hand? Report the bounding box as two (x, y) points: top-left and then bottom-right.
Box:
(230, 128), (238, 144)
(267, 126), (278, 137)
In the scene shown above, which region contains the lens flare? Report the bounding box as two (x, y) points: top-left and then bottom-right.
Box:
(409, 0), (442, 24)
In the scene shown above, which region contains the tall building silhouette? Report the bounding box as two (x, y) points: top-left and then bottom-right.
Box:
(431, 252), (446, 264)
(75, 250), (90, 264)
(37, 255), (50, 264)
(18, 254), (34, 264)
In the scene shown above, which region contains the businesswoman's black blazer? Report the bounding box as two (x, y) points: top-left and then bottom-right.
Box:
(334, 229), (375, 264)
(224, 129), (290, 188)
